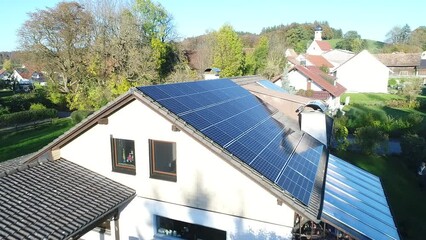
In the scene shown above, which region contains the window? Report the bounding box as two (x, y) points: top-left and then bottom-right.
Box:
(111, 136), (136, 175)
(149, 139), (176, 182)
(155, 215), (226, 239)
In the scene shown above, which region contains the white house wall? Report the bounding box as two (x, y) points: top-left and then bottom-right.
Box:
(288, 71), (322, 91)
(336, 51), (389, 93)
(60, 100), (295, 239)
(306, 41), (322, 55)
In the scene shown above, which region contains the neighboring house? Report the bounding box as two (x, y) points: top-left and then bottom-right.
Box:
(31, 71), (47, 85)
(11, 68), (32, 82)
(332, 50), (390, 93)
(375, 52), (422, 77)
(321, 49), (355, 70)
(285, 65), (346, 111)
(304, 54), (334, 69)
(0, 78), (399, 240)
(306, 26), (332, 55)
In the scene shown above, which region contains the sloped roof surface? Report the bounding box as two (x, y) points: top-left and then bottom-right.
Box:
(293, 65), (346, 97)
(256, 79), (288, 93)
(375, 53), (421, 67)
(306, 55), (334, 68)
(322, 155), (400, 240)
(315, 41), (332, 51)
(0, 158), (136, 239)
(137, 79), (326, 215)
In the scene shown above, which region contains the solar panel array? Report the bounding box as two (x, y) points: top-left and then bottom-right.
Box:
(138, 79), (323, 205)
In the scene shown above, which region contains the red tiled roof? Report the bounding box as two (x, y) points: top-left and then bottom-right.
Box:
(315, 41), (332, 51)
(306, 55), (334, 68)
(15, 68), (32, 79)
(293, 65), (346, 97)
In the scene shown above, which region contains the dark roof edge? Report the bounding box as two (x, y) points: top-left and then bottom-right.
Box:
(133, 89), (321, 222)
(69, 186), (136, 239)
(24, 91), (137, 164)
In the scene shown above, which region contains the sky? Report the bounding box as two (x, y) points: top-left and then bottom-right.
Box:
(1, 0), (425, 52)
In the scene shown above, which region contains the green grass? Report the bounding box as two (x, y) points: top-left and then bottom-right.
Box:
(0, 118), (75, 162)
(332, 150), (426, 240)
(325, 39), (385, 53)
(342, 92), (426, 134)
(342, 92), (405, 106)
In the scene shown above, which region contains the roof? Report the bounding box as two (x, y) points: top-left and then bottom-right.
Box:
(322, 154), (400, 240)
(256, 79), (288, 93)
(0, 158), (136, 239)
(136, 79), (327, 220)
(315, 41), (332, 51)
(322, 49), (355, 66)
(305, 55), (334, 68)
(374, 53), (421, 67)
(19, 77), (398, 239)
(14, 68), (32, 80)
(292, 65), (346, 97)
(332, 50), (391, 73)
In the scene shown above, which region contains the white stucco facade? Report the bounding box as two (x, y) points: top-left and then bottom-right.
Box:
(287, 71), (322, 91)
(334, 50), (389, 93)
(60, 100), (295, 240)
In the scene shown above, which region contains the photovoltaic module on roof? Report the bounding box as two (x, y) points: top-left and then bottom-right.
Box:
(138, 79), (323, 206)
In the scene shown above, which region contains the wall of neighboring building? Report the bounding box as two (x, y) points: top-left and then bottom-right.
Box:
(61, 100), (295, 240)
(288, 71), (322, 91)
(336, 51), (389, 93)
(306, 41), (322, 55)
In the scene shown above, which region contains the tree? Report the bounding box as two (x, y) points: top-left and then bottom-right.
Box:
(354, 126), (388, 155)
(332, 115), (349, 151)
(400, 133), (426, 168)
(245, 36), (269, 75)
(18, 2), (93, 103)
(2, 59), (12, 72)
(212, 25), (244, 77)
(409, 26), (426, 50)
(386, 24), (411, 44)
(399, 77), (423, 108)
(134, 0), (175, 42)
(335, 30), (367, 52)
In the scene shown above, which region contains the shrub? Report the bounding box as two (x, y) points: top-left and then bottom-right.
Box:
(354, 126), (388, 155)
(70, 110), (93, 124)
(400, 133), (426, 169)
(0, 109), (57, 128)
(30, 103), (47, 111)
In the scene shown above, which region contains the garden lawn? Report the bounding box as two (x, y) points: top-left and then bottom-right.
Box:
(342, 92), (426, 134)
(0, 118), (75, 162)
(333, 150), (426, 240)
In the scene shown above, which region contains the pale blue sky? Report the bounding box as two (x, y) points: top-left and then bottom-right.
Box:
(1, 0), (425, 51)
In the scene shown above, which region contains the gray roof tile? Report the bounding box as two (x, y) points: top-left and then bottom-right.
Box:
(0, 158), (135, 239)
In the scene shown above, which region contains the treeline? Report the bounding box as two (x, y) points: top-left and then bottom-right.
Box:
(18, 0), (198, 111)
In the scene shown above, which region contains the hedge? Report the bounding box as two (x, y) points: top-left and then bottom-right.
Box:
(0, 109), (57, 128)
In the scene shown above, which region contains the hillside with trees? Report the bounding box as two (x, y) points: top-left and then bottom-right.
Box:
(2, 0), (426, 113)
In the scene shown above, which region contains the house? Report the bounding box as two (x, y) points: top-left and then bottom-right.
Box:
(332, 50), (390, 93)
(0, 78), (399, 240)
(306, 26), (332, 55)
(11, 68), (32, 82)
(375, 52), (423, 77)
(321, 49), (355, 70)
(283, 65), (346, 111)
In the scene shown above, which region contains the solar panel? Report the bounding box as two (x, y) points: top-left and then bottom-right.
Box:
(138, 79), (324, 206)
